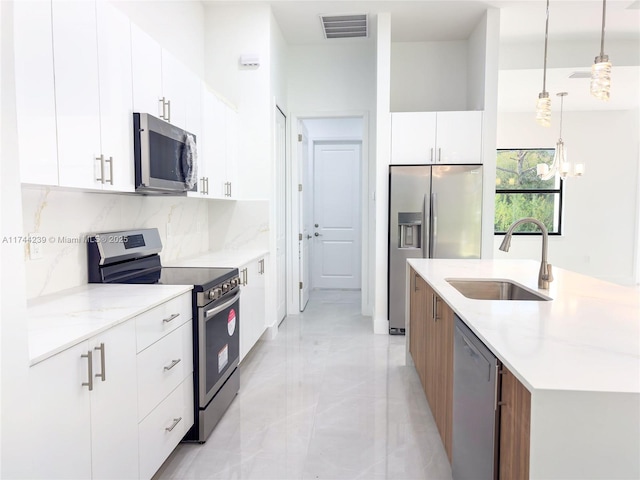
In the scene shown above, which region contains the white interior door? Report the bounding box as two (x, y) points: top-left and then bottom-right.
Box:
(312, 142), (361, 290)
(275, 108), (287, 323)
(298, 122), (311, 310)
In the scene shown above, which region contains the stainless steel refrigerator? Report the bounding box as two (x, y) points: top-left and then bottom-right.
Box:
(388, 165), (483, 334)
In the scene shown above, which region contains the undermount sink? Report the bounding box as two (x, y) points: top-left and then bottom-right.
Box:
(446, 278), (551, 301)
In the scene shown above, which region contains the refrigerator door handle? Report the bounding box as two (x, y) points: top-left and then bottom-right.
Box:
(430, 192), (438, 258)
(422, 194), (428, 258)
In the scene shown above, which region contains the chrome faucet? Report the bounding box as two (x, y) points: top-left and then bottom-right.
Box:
(498, 217), (554, 289)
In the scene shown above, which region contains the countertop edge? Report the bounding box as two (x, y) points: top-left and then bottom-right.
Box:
(28, 285), (193, 366)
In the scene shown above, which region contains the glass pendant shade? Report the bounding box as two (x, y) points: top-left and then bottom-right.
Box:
(591, 0), (611, 100)
(537, 92), (584, 181)
(536, 93), (552, 127)
(590, 55), (612, 100)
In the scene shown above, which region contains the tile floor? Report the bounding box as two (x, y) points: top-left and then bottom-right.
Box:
(154, 290), (452, 480)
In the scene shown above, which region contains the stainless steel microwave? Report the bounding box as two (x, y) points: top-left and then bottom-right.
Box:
(133, 113), (197, 195)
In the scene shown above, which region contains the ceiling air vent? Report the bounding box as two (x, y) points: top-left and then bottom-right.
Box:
(320, 14), (368, 39)
(569, 71), (591, 79)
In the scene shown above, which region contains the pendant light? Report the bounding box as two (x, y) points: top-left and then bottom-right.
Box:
(535, 0), (552, 127)
(537, 93), (585, 180)
(591, 0), (612, 100)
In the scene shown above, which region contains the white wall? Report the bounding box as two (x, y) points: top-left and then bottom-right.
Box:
(111, 0), (205, 77)
(467, 14), (487, 111)
(1, 2), (36, 476)
(390, 41), (468, 112)
(480, 9), (501, 260)
(495, 109), (639, 286)
(270, 12), (288, 113)
(287, 42), (376, 115)
(374, 12), (392, 333)
(303, 117), (364, 140)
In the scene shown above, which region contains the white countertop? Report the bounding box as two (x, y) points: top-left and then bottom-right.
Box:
(408, 259), (640, 394)
(166, 248), (269, 268)
(27, 284), (192, 365)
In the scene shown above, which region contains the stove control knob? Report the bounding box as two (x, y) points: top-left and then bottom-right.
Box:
(208, 288), (222, 300)
(231, 278), (239, 288)
(222, 282), (230, 293)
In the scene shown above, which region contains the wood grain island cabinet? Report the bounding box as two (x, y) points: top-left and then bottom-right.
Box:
(408, 267), (453, 461)
(409, 267), (531, 476)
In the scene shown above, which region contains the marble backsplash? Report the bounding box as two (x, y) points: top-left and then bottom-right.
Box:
(21, 187), (271, 299)
(207, 200), (269, 252)
(21, 187), (210, 299)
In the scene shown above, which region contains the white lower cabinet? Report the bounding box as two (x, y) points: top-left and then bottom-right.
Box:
(239, 256), (267, 362)
(138, 379), (194, 480)
(135, 296), (193, 480)
(89, 321), (139, 480)
(28, 292), (194, 480)
(28, 321), (138, 480)
(29, 341), (92, 480)
(137, 321), (193, 421)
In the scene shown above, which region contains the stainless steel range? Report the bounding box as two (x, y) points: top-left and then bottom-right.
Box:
(88, 228), (240, 442)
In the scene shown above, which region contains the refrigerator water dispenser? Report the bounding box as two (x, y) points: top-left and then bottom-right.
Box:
(398, 212), (422, 249)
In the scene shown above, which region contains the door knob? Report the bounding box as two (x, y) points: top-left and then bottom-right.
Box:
(315, 224), (319, 227)
(314, 232), (322, 237)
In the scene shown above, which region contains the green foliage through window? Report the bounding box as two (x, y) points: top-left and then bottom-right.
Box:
(495, 149), (563, 234)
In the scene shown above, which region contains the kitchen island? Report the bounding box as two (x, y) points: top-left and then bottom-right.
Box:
(407, 258), (640, 480)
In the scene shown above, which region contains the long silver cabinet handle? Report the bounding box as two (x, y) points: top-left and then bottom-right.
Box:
(95, 155), (105, 183)
(158, 97), (165, 119)
(166, 99), (171, 123)
(164, 359), (181, 371)
(105, 156), (113, 185)
(438, 147), (442, 163)
(163, 313), (180, 324)
(165, 417), (182, 432)
(81, 350), (93, 391)
(94, 343), (106, 382)
(430, 148), (434, 163)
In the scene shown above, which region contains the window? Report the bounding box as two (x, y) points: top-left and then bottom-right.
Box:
(495, 149), (563, 234)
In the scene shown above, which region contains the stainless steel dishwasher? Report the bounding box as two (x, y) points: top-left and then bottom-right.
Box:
(452, 315), (500, 480)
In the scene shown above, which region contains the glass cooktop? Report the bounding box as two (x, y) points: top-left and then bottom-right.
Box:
(158, 267), (238, 291)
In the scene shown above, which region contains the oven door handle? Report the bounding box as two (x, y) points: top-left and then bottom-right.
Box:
(204, 290), (240, 320)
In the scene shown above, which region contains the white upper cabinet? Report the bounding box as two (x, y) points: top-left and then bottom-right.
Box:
(130, 23), (163, 120)
(435, 111), (483, 164)
(51, 0), (134, 191)
(197, 87), (239, 199)
(52, 0), (102, 189)
(14, 0), (58, 186)
(391, 112), (437, 164)
(131, 25), (200, 134)
(95, 0), (135, 192)
(224, 106), (239, 198)
(391, 111), (483, 165)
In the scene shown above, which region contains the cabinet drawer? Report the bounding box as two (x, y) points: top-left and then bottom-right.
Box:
(137, 321), (193, 421)
(138, 379), (194, 480)
(135, 292), (192, 352)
